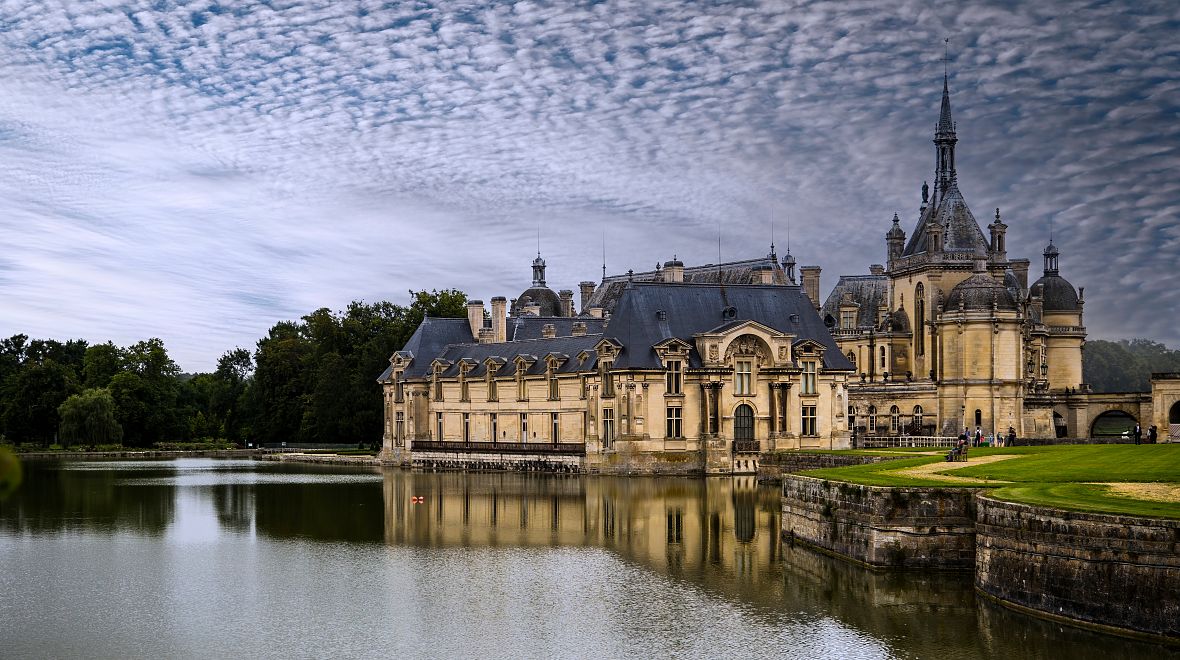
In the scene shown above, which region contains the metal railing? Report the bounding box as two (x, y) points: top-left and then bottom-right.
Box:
(858, 435), (958, 448)
(411, 440), (586, 456)
(733, 440), (761, 453)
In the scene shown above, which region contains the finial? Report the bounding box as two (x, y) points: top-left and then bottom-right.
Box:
(627, 268), (634, 282)
(921, 181), (929, 204)
(892, 212), (900, 224)
(943, 37), (949, 80)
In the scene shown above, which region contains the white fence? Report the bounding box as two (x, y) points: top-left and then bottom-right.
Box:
(858, 435), (959, 449)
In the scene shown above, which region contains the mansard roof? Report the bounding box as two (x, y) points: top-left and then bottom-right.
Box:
(392, 317), (474, 379)
(605, 282), (853, 371)
(902, 182), (989, 257)
(819, 274), (890, 329)
(432, 335), (602, 378)
(507, 315), (606, 341)
(584, 255), (788, 315)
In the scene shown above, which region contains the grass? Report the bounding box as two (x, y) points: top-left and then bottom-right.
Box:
(800, 444), (1180, 518)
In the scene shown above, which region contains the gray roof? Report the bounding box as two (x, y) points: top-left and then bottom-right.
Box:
(508, 316), (606, 341)
(902, 182), (989, 257)
(605, 282), (854, 371)
(433, 335), (602, 378)
(819, 275), (890, 329)
(946, 273), (1018, 312)
(584, 255), (790, 315)
(392, 317), (473, 379)
(510, 286), (563, 316)
(1030, 274), (1079, 312)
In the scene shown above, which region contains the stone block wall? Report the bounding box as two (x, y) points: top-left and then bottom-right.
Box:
(781, 475), (979, 569)
(758, 452), (904, 483)
(975, 496), (1180, 640)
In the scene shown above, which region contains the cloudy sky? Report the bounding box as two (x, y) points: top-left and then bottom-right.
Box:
(1, 0), (1177, 371)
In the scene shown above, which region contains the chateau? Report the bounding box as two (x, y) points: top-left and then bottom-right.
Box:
(380, 74), (1177, 473)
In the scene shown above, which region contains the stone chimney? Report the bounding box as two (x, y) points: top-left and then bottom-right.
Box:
(466, 300), (485, 340)
(869, 264), (885, 276)
(478, 328), (494, 344)
(579, 281), (596, 313)
(663, 258), (684, 283)
(491, 296), (507, 343)
(572, 322), (587, 337)
(524, 303), (542, 316)
(754, 264), (774, 284)
(800, 266), (822, 310)
(1010, 259), (1030, 290)
(559, 289), (574, 317)
(542, 323), (556, 339)
(588, 307), (604, 318)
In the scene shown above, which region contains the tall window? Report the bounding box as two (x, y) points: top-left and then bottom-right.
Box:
(550, 412), (559, 443)
(735, 360), (752, 396)
(517, 371), (528, 401)
(867, 405), (876, 433)
(490, 413), (498, 442)
(801, 360), (817, 394)
(394, 373), (404, 402)
(666, 406), (682, 438)
(847, 352), (856, 368)
(915, 284), (926, 356)
(433, 367), (444, 401)
(463, 412), (471, 441)
(665, 360), (682, 395)
(548, 367), (560, 400)
(579, 374), (587, 400)
(801, 405), (817, 436)
(487, 371), (498, 402)
(912, 405), (923, 432)
(436, 412), (444, 441)
(395, 412), (404, 447)
(460, 371), (470, 402)
(601, 360), (614, 397)
(602, 408), (615, 445)
(879, 346), (886, 370)
(890, 405), (900, 433)
(847, 406), (856, 434)
(520, 413), (528, 441)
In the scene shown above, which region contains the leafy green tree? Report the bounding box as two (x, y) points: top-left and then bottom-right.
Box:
(251, 322), (313, 445)
(58, 388), (123, 447)
(83, 342), (125, 388)
(1084, 339), (1180, 392)
(0, 359), (80, 445)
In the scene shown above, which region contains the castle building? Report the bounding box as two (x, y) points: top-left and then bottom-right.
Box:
(380, 71), (1104, 472)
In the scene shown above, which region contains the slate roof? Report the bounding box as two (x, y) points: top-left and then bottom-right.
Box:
(510, 286), (563, 316)
(1030, 274), (1079, 312)
(432, 335), (602, 378)
(946, 273), (1018, 312)
(508, 316), (607, 341)
(386, 317), (473, 380)
(902, 182), (989, 257)
(604, 282), (854, 371)
(584, 255), (789, 315)
(819, 275), (890, 329)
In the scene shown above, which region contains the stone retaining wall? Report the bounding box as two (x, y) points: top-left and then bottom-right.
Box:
(975, 496), (1180, 640)
(758, 452), (904, 483)
(257, 453), (380, 467)
(411, 451), (583, 473)
(781, 475), (979, 569)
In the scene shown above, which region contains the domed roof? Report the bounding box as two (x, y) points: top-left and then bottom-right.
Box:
(1030, 274), (1079, 312)
(664, 257), (684, 268)
(946, 272), (1018, 312)
(512, 287), (563, 316)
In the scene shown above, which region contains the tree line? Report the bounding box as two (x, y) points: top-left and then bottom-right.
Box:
(1083, 339), (1180, 393)
(0, 290), (467, 448)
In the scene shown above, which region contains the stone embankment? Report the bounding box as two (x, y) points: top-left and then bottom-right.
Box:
(781, 475), (1180, 643)
(256, 452), (380, 467)
(757, 452), (906, 484)
(18, 449), (260, 460)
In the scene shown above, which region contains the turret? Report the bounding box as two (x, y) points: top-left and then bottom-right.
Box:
(933, 73), (957, 204)
(989, 207), (1008, 261)
(886, 213), (906, 265)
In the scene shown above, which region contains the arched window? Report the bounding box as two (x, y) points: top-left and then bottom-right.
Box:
(734, 404), (754, 441)
(913, 405), (923, 432)
(975, 409), (983, 427)
(847, 351), (856, 367)
(867, 405), (877, 433)
(890, 405), (900, 433)
(915, 284), (926, 356)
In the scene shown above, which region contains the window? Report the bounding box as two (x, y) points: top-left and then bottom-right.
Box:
(520, 413), (528, 441)
(912, 406), (923, 432)
(840, 310), (856, 329)
(436, 412), (444, 440)
(890, 405), (900, 433)
(801, 405), (817, 436)
(463, 412), (471, 441)
(665, 360), (682, 395)
(394, 373), (404, 402)
(847, 351), (856, 368)
(487, 373), (498, 402)
(460, 371), (470, 402)
(548, 368), (560, 400)
(433, 367), (444, 401)
(517, 371), (528, 401)
(551, 412), (560, 443)
(867, 405), (876, 432)
(601, 360), (614, 397)
(666, 406), (682, 438)
(735, 360), (752, 396)
(395, 412), (404, 447)
(490, 413), (498, 442)
(915, 284), (926, 356)
(579, 374), (587, 400)
(847, 406), (856, 433)
(602, 408), (615, 445)
(801, 360), (817, 394)
(879, 346), (886, 370)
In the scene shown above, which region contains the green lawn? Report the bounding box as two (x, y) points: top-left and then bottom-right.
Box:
(800, 444), (1180, 518)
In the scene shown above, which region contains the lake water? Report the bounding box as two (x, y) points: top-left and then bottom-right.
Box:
(0, 458), (1171, 659)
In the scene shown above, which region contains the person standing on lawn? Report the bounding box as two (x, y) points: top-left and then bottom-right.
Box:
(1134, 423), (1142, 445)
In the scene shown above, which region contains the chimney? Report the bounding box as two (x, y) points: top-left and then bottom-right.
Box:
(800, 266), (822, 310)
(491, 296), (507, 343)
(663, 258), (684, 283)
(524, 303), (542, 316)
(588, 307), (604, 318)
(572, 322), (587, 337)
(542, 323), (556, 339)
(755, 265), (773, 284)
(579, 281), (596, 312)
(869, 264), (885, 276)
(466, 300), (485, 340)
(1010, 259), (1029, 290)
(559, 289), (574, 317)
(478, 328), (494, 344)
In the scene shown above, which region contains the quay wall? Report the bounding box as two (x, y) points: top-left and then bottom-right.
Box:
(975, 496), (1180, 640)
(758, 452), (905, 484)
(781, 475), (979, 569)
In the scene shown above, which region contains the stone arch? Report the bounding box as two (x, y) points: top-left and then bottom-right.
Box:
(1171, 401), (1180, 425)
(1091, 410), (1137, 438)
(721, 333), (773, 367)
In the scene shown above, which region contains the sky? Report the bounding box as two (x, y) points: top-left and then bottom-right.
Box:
(1, 0), (1178, 372)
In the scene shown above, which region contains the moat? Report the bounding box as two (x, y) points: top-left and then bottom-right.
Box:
(0, 459), (1171, 658)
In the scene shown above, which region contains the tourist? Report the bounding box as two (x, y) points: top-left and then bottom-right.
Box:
(1134, 423), (1142, 445)
(1149, 425), (1158, 444)
(974, 426), (983, 447)
(1007, 427), (1016, 447)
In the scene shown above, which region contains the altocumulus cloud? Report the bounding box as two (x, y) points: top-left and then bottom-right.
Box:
(0, 0), (1177, 370)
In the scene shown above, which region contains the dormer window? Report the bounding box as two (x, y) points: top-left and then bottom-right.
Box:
(459, 365), (470, 402)
(601, 359), (614, 398)
(665, 360), (682, 395)
(393, 371), (404, 402)
(432, 365), (444, 401)
(517, 369), (528, 401)
(487, 365), (498, 402)
(801, 360), (817, 394)
(840, 310), (856, 329)
(548, 365), (560, 400)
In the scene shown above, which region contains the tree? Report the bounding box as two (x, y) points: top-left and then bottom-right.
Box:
(1084, 339), (1180, 392)
(83, 342), (125, 388)
(58, 388), (123, 447)
(0, 359), (80, 445)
